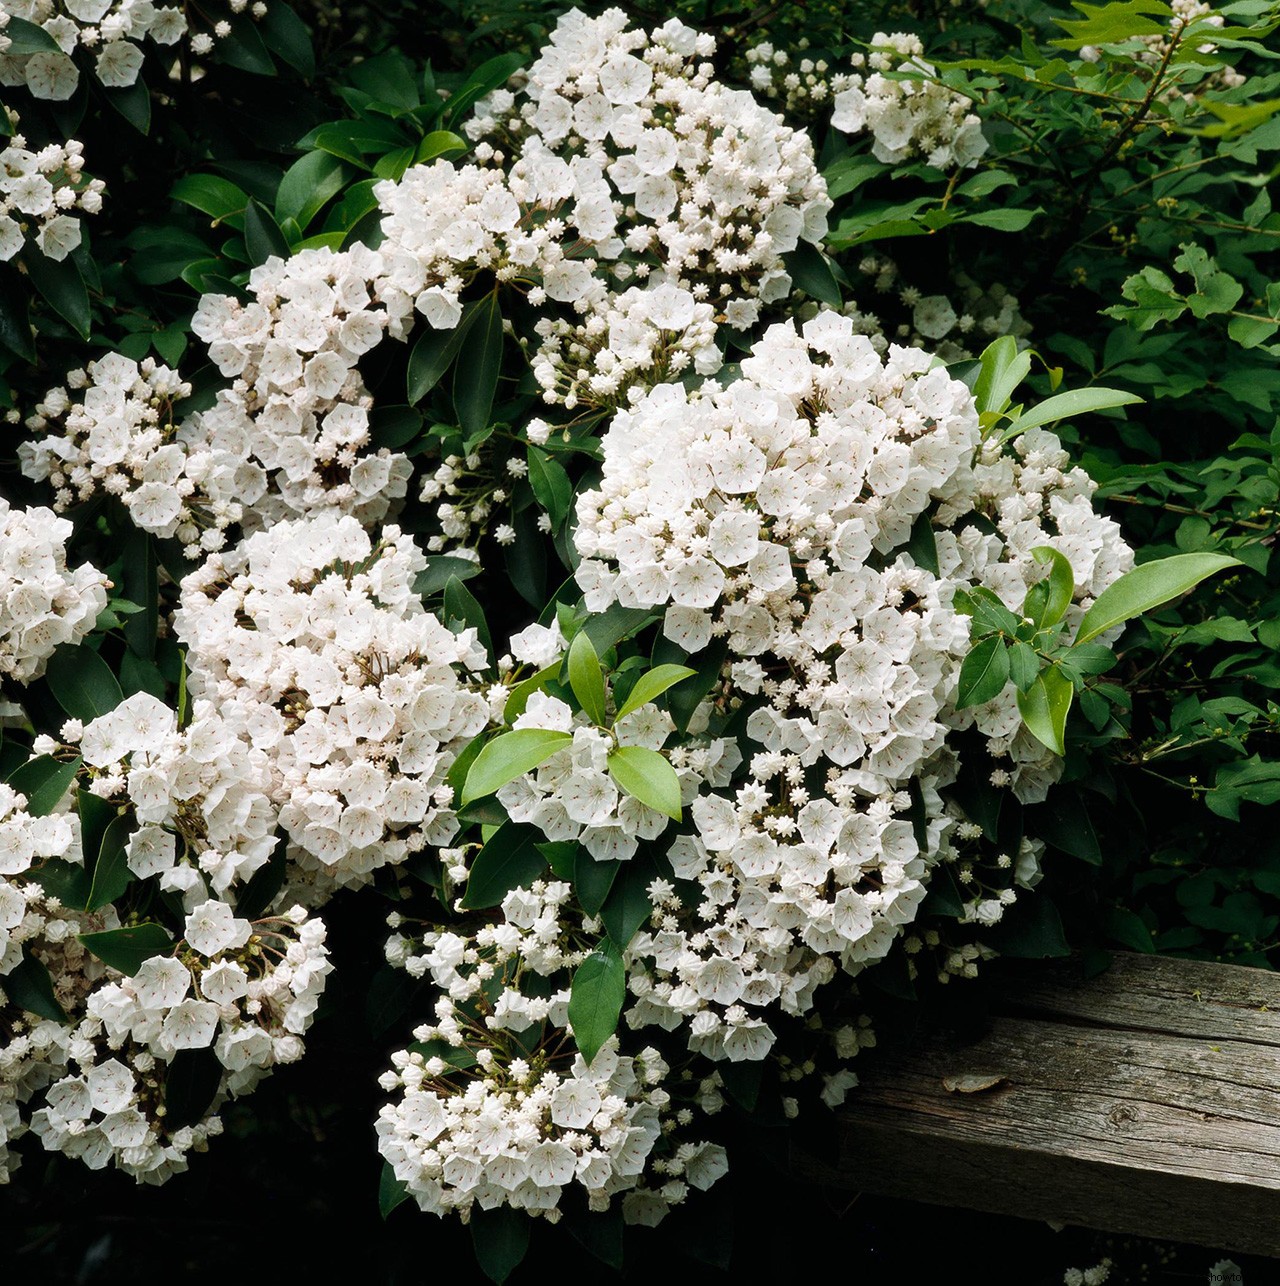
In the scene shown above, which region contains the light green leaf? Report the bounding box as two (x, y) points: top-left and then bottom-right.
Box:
(614, 664), (696, 723)
(972, 335), (1032, 416)
(461, 729), (572, 804)
(502, 663), (559, 724)
(607, 746), (681, 821)
(1075, 553), (1242, 645)
(1028, 546), (1075, 630)
(568, 943), (625, 1065)
(1001, 386), (1142, 440)
(568, 630), (607, 726)
(1016, 666), (1074, 756)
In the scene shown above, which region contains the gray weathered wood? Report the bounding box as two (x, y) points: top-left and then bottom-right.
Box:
(793, 952), (1280, 1256)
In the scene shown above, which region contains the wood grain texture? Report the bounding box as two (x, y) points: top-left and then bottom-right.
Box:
(793, 952), (1280, 1256)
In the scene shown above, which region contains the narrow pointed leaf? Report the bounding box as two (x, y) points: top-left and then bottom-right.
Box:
(1075, 553), (1242, 645)
(568, 630), (606, 725)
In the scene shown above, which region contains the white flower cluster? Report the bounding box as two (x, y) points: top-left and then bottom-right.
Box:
(499, 691), (739, 862)
(0, 496), (108, 683)
(530, 282), (722, 410)
(372, 7), (829, 407)
(174, 514), (490, 897)
(570, 311), (1132, 1057)
(831, 32), (988, 170)
(188, 245), (412, 548)
(744, 40), (855, 119)
(0, 757), (330, 1181)
(0, 110), (103, 261)
(0, 0), (270, 101)
(377, 1033), (726, 1222)
(61, 691), (278, 896)
(20, 353), (202, 538)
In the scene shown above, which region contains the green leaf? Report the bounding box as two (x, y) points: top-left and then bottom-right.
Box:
(3, 16), (62, 53)
(1008, 641), (1041, 692)
(1050, 1), (1170, 49)
(103, 81), (151, 134)
(460, 821), (549, 910)
(614, 664), (696, 723)
(379, 1163), (411, 1219)
(462, 729), (572, 804)
(260, 0), (315, 76)
(275, 151), (347, 230)
(406, 313), (469, 403)
(972, 336), (1031, 415)
(413, 555), (480, 598)
(443, 574), (493, 661)
(1016, 666), (1074, 756)
(470, 1205), (531, 1285)
(601, 855), (655, 949)
(442, 52), (526, 127)
(527, 448), (573, 527)
(369, 404), (423, 450)
(957, 636), (1011, 709)
(1028, 546), (1075, 630)
(85, 815), (133, 912)
(244, 199), (290, 267)
(1002, 387), (1142, 440)
(1035, 787), (1102, 864)
(216, 14), (275, 75)
(607, 746), (681, 821)
(568, 943), (625, 1065)
(953, 585), (1021, 637)
(574, 850), (619, 918)
(24, 251), (89, 338)
(45, 646), (122, 722)
(6, 755), (80, 817)
(170, 174), (248, 224)
(415, 130), (467, 164)
(568, 630), (607, 725)
(347, 51), (421, 110)
(784, 243), (841, 306)
(502, 663), (559, 723)
(1075, 553), (1242, 645)
(3, 953), (67, 1022)
(960, 207), (1039, 231)
(79, 922), (173, 975)
(0, 265), (35, 362)
(905, 511), (939, 575)
(452, 292), (503, 437)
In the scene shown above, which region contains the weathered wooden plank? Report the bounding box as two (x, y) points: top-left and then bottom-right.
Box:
(794, 952), (1280, 1257)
